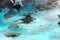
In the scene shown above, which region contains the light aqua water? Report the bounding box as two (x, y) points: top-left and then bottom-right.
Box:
(0, 1), (60, 40)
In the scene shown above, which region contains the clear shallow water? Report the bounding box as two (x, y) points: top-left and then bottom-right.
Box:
(0, 1), (60, 40)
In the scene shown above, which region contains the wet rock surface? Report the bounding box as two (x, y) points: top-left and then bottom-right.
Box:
(12, 4), (22, 12)
(21, 14), (33, 24)
(58, 22), (60, 26)
(58, 15), (60, 18)
(5, 33), (20, 38)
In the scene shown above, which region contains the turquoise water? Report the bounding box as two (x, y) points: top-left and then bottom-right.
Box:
(0, 1), (60, 40)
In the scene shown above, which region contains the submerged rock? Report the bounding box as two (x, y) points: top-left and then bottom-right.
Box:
(5, 33), (20, 38)
(4, 24), (20, 38)
(58, 15), (60, 18)
(58, 22), (60, 26)
(33, 0), (59, 11)
(21, 14), (33, 24)
(12, 4), (22, 12)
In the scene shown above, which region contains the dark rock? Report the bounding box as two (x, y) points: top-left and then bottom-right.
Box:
(21, 14), (33, 24)
(5, 34), (19, 38)
(58, 22), (60, 26)
(35, 5), (41, 10)
(47, 2), (52, 5)
(58, 15), (60, 18)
